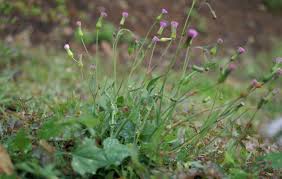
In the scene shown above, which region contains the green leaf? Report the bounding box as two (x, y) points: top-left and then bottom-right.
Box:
(11, 129), (31, 152)
(79, 115), (100, 128)
(116, 96), (125, 107)
(146, 76), (162, 93)
(103, 138), (132, 166)
(229, 168), (249, 179)
(38, 119), (63, 140)
(71, 138), (132, 175)
(71, 139), (105, 175)
(263, 152), (282, 169)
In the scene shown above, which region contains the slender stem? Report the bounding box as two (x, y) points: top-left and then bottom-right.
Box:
(80, 67), (84, 80)
(112, 29), (134, 93)
(95, 30), (99, 87)
(159, 41), (173, 61)
(147, 43), (157, 73)
(181, 46), (191, 78)
(81, 38), (91, 60)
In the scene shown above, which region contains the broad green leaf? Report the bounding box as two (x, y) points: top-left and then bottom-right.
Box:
(79, 115), (100, 128)
(38, 119), (63, 140)
(71, 139), (106, 175)
(263, 152), (282, 169)
(72, 138), (132, 175)
(103, 138), (132, 166)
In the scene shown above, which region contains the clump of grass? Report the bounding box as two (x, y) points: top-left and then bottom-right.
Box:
(1, 1), (282, 178)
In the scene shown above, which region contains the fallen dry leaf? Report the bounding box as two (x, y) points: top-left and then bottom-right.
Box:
(0, 145), (14, 175)
(39, 140), (56, 154)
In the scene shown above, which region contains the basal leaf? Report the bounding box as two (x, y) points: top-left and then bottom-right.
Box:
(103, 138), (132, 166)
(72, 138), (132, 175)
(263, 152), (282, 169)
(38, 119), (63, 140)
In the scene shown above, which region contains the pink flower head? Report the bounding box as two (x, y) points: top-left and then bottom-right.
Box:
(160, 21), (168, 28)
(275, 57), (282, 64)
(187, 28), (198, 39)
(122, 11), (128, 18)
(64, 44), (70, 50)
(217, 38), (223, 44)
(228, 63), (237, 71)
(237, 47), (246, 54)
(162, 8), (168, 14)
(101, 11), (107, 17)
(152, 36), (160, 43)
(76, 21), (82, 27)
(251, 79), (259, 87)
(171, 21), (179, 28)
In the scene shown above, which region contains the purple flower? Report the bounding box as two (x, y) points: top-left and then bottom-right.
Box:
(251, 79), (262, 88)
(162, 8), (168, 14)
(152, 36), (160, 43)
(275, 57), (282, 64)
(101, 11), (107, 17)
(217, 38), (223, 44)
(237, 47), (246, 54)
(76, 21), (82, 27)
(171, 21), (179, 28)
(64, 44), (70, 50)
(160, 21), (168, 28)
(122, 11), (128, 18)
(228, 63), (237, 71)
(187, 28), (198, 39)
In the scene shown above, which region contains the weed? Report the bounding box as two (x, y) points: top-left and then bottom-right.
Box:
(1, 1), (282, 178)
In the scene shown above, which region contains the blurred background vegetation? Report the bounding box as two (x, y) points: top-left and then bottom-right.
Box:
(1, 0), (282, 117)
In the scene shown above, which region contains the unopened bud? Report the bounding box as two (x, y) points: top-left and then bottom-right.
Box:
(76, 21), (83, 37)
(170, 21), (179, 39)
(120, 11), (129, 26)
(64, 44), (74, 58)
(184, 28), (198, 48)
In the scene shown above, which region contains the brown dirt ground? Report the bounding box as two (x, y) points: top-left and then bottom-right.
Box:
(2, 0), (282, 53)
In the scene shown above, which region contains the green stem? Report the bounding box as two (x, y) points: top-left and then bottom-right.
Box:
(147, 43), (157, 73)
(96, 30), (99, 87)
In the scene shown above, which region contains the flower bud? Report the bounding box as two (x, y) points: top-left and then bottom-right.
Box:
(96, 11), (107, 30)
(170, 21), (179, 39)
(76, 21), (83, 37)
(217, 38), (223, 44)
(192, 65), (205, 73)
(184, 28), (198, 48)
(160, 37), (172, 42)
(231, 46), (246, 61)
(250, 79), (262, 89)
(120, 11), (129, 26)
(64, 44), (74, 58)
(156, 8), (168, 21)
(152, 36), (160, 43)
(237, 47), (246, 54)
(157, 21), (168, 35)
